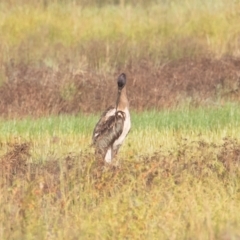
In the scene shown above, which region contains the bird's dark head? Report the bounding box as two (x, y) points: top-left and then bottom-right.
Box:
(117, 73), (126, 90)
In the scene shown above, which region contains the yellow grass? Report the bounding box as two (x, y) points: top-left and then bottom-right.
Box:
(0, 107), (240, 239)
(1, 0), (240, 68)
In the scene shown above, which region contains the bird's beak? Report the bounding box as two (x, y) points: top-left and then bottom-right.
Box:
(115, 89), (121, 110)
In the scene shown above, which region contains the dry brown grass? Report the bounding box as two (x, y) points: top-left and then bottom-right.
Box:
(0, 134), (240, 239)
(0, 138), (240, 238)
(1, 137), (240, 202)
(1, 57), (240, 118)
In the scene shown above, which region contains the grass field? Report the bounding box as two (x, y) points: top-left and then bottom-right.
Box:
(1, 0), (240, 239)
(1, 0), (240, 70)
(1, 104), (240, 239)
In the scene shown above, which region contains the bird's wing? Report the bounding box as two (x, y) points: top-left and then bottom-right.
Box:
(92, 107), (125, 152)
(92, 106), (115, 141)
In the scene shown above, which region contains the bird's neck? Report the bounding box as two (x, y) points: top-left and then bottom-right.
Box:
(117, 87), (129, 111)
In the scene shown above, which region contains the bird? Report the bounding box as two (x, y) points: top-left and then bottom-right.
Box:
(92, 73), (131, 163)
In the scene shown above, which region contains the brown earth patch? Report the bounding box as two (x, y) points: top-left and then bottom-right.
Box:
(1, 57), (240, 118)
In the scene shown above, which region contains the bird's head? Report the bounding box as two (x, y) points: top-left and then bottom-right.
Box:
(116, 73), (127, 110)
(117, 73), (126, 91)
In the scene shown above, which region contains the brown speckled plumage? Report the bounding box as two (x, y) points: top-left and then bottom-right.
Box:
(92, 108), (125, 159)
(92, 73), (131, 163)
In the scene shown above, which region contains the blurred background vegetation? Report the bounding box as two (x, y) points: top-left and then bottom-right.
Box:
(1, 0), (240, 70)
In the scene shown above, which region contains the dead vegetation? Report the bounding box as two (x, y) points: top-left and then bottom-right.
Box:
(1, 137), (240, 201)
(1, 137), (240, 238)
(1, 57), (240, 118)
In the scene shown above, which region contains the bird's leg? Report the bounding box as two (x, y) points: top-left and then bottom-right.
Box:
(112, 145), (120, 158)
(104, 147), (113, 163)
(112, 145), (121, 167)
(95, 148), (104, 161)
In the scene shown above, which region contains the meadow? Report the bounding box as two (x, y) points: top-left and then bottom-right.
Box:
(1, 105), (240, 239)
(1, 0), (240, 71)
(1, 0), (240, 239)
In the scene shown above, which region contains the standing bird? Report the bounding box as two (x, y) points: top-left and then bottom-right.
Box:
(92, 73), (131, 163)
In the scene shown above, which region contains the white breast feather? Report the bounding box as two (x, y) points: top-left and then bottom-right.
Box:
(105, 108), (116, 118)
(105, 148), (112, 163)
(113, 108), (131, 148)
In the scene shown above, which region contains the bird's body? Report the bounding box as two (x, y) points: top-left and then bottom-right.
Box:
(92, 73), (131, 163)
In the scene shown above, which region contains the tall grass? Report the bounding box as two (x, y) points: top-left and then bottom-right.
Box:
(1, 105), (240, 239)
(1, 0), (240, 69)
